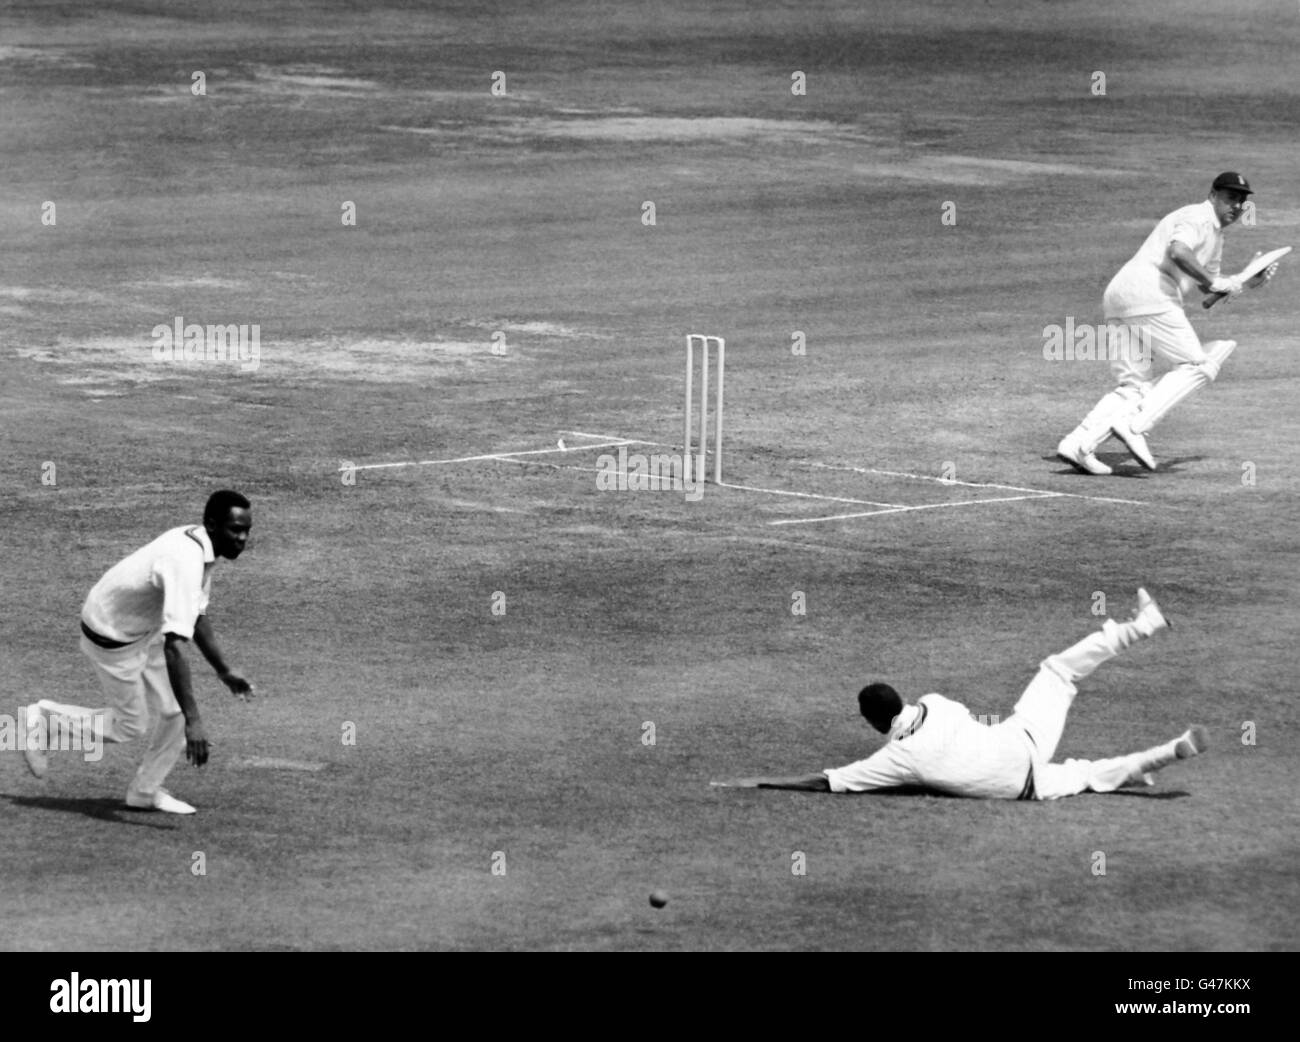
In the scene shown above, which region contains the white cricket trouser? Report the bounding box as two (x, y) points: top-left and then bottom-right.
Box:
(1068, 310), (1233, 454)
(1106, 308), (1210, 390)
(1002, 630), (1149, 800)
(36, 631), (186, 796)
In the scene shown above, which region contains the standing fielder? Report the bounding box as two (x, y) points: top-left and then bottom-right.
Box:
(1056, 172), (1278, 475)
(712, 590), (1208, 799)
(23, 490), (256, 814)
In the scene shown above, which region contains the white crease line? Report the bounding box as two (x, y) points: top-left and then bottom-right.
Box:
(1034, 491), (1146, 506)
(494, 465), (900, 502)
(342, 439), (651, 472)
(497, 457), (664, 479)
(560, 429), (659, 443)
(770, 493), (1058, 526)
(477, 460), (899, 501)
(719, 481), (905, 508)
(495, 458), (692, 488)
(808, 461), (1146, 507)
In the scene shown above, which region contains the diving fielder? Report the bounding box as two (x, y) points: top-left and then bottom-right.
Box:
(1057, 172), (1278, 475)
(713, 589), (1208, 799)
(23, 490), (256, 814)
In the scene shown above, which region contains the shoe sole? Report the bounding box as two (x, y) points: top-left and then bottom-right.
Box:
(1056, 451), (1110, 476)
(1135, 588), (1171, 632)
(125, 796), (197, 815)
(1176, 725), (1209, 759)
(1111, 427), (1157, 471)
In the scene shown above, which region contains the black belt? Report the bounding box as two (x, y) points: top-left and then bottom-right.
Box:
(80, 621), (134, 649)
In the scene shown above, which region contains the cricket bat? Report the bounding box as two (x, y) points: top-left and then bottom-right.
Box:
(1203, 245), (1291, 309)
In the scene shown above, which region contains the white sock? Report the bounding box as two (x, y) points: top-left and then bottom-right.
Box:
(1135, 737), (1181, 774)
(1101, 614), (1155, 650)
(1086, 755), (1152, 792)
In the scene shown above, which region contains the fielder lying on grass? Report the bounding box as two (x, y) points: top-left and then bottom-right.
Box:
(713, 589), (1206, 799)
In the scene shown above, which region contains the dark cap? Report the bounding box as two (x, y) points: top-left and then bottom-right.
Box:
(1211, 171), (1253, 195)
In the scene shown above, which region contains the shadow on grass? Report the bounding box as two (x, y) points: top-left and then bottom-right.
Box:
(1107, 788), (1192, 800)
(1148, 456), (1204, 473)
(1044, 453), (1205, 478)
(771, 786), (1192, 800)
(2, 793), (183, 828)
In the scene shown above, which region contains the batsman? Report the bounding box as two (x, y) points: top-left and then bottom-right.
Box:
(1056, 172), (1282, 475)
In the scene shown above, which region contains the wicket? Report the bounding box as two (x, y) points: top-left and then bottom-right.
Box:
(684, 334), (725, 485)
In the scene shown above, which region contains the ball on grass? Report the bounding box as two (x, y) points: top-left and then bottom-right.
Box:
(649, 890), (669, 909)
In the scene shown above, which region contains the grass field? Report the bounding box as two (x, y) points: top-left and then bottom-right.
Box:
(2, 0), (1297, 952)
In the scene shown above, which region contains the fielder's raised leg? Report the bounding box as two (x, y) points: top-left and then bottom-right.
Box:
(712, 589), (1209, 802)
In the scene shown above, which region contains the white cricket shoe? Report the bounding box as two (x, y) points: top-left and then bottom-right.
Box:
(1056, 436), (1112, 476)
(125, 787), (196, 815)
(1120, 769), (1156, 789)
(1175, 725), (1209, 759)
(1134, 725), (1208, 778)
(21, 704), (48, 779)
(1132, 587), (1170, 636)
(1110, 417), (1157, 470)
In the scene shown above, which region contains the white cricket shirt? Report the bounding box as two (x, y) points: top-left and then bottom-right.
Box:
(823, 694), (1033, 799)
(81, 525), (215, 643)
(1103, 200), (1224, 318)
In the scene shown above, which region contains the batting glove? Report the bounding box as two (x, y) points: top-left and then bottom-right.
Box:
(1209, 275), (1244, 297)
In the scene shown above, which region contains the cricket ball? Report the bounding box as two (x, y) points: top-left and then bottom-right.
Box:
(649, 890), (669, 909)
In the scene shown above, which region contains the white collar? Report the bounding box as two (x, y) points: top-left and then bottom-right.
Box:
(184, 525), (217, 564)
(889, 703), (922, 738)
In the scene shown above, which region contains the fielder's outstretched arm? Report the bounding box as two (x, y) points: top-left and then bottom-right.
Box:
(194, 614), (256, 700)
(712, 772), (831, 791)
(163, 632), (209, 767)
(759, 773), (832, 791)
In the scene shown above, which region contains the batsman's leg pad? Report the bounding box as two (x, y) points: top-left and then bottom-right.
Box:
(1202, 338), (1237, 378)
(1073, 386), (1144, 454)
(1130, 364), (1212, 435)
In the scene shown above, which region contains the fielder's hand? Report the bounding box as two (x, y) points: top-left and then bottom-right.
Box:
(219, 670), (256, 702)
(185, 718), (210, 767)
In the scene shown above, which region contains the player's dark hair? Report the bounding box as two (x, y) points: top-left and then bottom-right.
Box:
(858, 683), (903, 733)
(204, 489), (251, 523)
